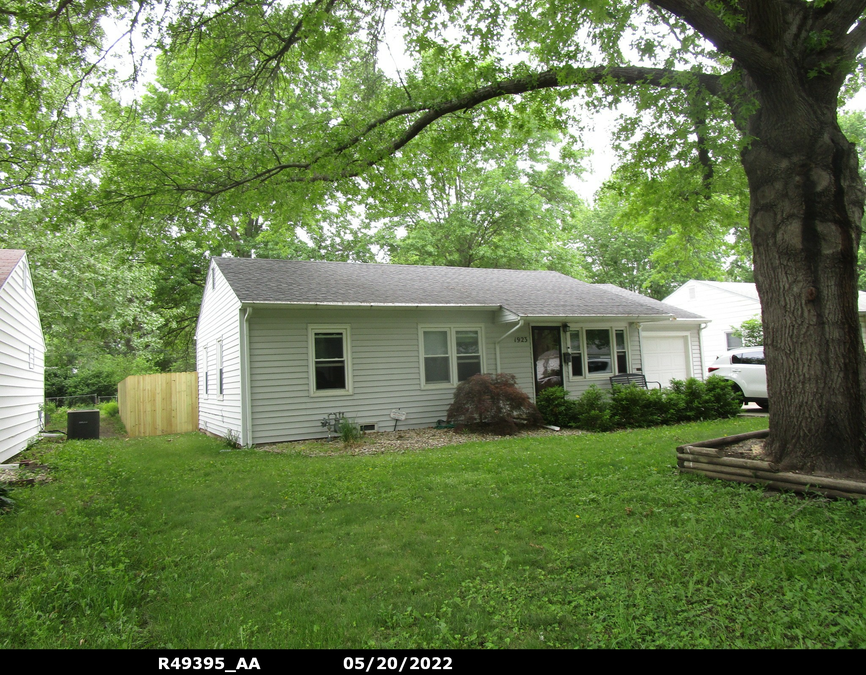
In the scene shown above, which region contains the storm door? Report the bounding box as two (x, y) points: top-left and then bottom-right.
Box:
(531, 326), (563, 395)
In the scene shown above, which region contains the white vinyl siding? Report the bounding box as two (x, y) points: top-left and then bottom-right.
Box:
(195, 262), (242, 439)
(217, 339), (224, 398)
(0, 253), (46, 462)
(245, 310), (656, 443)
(248, 309), (521, 443)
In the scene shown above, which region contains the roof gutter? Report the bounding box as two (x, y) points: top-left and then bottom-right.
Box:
(239, 301), (502, 311)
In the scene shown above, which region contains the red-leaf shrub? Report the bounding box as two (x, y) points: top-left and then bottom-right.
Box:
(446, 373), (543, 435)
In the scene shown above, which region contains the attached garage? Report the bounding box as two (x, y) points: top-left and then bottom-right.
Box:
(642, 333), (693, 387)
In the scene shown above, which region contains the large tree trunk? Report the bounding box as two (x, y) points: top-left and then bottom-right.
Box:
(741, 71), (866, 475)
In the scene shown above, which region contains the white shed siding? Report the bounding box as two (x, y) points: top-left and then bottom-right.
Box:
(664, 281), (760, 371)
(195, 263), (242, 440)
(0, 255), (45, 462)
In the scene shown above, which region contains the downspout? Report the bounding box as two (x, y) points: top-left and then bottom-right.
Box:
(495, 320), (524, 373)
(698, 322), (708, 380)
(635, 322), (645, 373)
(241, 307), (253, 446)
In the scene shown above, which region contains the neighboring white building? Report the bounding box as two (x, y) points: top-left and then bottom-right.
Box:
(195, 259), (707, 445)
(0, 250), (45, 462)
(663, 279), (866, 372)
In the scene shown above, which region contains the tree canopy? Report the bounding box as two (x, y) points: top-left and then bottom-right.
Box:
(4, 0), (866, 474)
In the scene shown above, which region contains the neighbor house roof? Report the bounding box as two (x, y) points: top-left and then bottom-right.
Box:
(212, 258), (699, 320)
(0, 250), (25, 290)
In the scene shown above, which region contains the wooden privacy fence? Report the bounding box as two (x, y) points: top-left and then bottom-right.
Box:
(118, 372), (198, 438)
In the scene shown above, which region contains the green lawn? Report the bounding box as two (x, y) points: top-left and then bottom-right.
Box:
(2, 416), (865, 649)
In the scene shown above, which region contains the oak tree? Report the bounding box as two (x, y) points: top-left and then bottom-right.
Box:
(4, 0), (866, 474)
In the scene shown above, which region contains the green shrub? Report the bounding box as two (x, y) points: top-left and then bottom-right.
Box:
(609, 384), (668, 428)
(668, 376), (742, 422)
(701, 375), (744, 418)
(100, 401), (120, 417)
(536, 376), (741, 433)
(573, 385), (614, 432)
(338, 417), (363, 445)
(535, 386), (578, 427)
(447, 373), (543, 435)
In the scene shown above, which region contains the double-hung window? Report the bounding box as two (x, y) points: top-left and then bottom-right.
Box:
(569, 327), (628, 378)
(309, 326), (352, 395)
(420, 327), (483, 387)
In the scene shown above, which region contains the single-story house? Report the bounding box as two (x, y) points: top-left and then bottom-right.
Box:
(663, 280), (866, 371)
(195, 259), (707, 445)
(0, 250), (45, 462)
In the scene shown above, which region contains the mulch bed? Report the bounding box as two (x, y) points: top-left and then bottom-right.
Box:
(259, 425), (585, 457)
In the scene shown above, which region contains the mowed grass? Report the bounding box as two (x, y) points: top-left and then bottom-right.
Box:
(2, 416), (866, 649)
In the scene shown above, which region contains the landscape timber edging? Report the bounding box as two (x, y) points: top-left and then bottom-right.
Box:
(676, 429), (866, 499)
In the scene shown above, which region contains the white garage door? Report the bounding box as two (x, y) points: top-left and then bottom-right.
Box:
(642, 334), (691, 388)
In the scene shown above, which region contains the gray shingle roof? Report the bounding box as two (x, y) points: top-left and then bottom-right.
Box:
(596, 284), (706, 320)
(213, 258), (695, 319)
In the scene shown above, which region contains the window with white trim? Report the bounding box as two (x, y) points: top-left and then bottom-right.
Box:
(309, 326), (352, 394)
(420, 327), (483, 387)
(568, 327), (629, 378)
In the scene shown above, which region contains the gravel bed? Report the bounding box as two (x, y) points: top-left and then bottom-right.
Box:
(259, 425), (585, 457)
(0, 466), (52, 485)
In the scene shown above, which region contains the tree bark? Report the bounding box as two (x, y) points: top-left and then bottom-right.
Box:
(741, 68), (866, 475)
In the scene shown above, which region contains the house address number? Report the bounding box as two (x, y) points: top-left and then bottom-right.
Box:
(514, 337), (528, 343)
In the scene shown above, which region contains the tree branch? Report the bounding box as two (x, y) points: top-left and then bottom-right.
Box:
(814, 0), (866, 43)
(649, 0), (780, 76)
(166, 65), (724, 198)
(839, 16), (866, 58)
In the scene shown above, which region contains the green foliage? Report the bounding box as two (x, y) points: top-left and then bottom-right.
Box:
(572, 385), (615, 432)
(10, 418), (866, 648)
(0, 485), (14, 513)
(447, 373), (544, 435)
(371, 127), (586, 274)
(731, 316), (763, 347)
(48, 355), (157, 400)
(100, 401), (120, 418)
(222, 429), (242, 450)
(609, 384), (669, 428)
(338, 417), (364, 445)
(537, 377), (741, 432)
(535, 386), (576, 427)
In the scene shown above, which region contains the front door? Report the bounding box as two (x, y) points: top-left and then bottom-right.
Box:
(532, 326), (563, 395)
